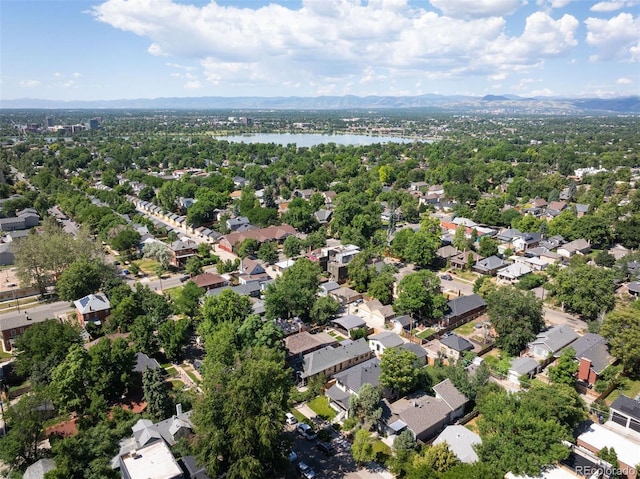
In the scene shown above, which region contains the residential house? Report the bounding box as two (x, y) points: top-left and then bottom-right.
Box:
(410, 181), (428, 192)
(273, 258), (295, 273)
(74, 293), (111, 326)
(170, 239), (198, 267)
(369, 331), (405, 357)
(226, 216), (251, 232)
(329, 287), (362, 306)
(299, 338), (374, 382)
(322, 191), (337, 207)
(528, 325), (579, 360)
(331, 315), (367, 337)
(512, 232), (542, 252)
(531, 197), (548, 209)
(628, 281), (640, 297)
(433, 425), (481, 464)
(379, 379), (468, 442)
(450, 251), (483, 270)
(0, 313), (50, 352)
(496, 263), (533, 283)
(577, 423), (639, 479)
(325, 358), (383, 417)
(326, 244), (361, 282)
(610, 395), (640, 433)
(439, 334), (474, 362)
(567, 333), (615, 387)
(314, 209), (332, 224)
(23, 459), (56, 479)
(513, 256), (547, 272)
(508, 357), (541, 385)
(435, 245), (460, 267)
(546, 201), (567, 217)
(0, 243), (15, 266)
(401, 342), (428, 366)
(441, 294), (487, 327)
(191, 273), (228, 291)
(496, 228), (523, 244)
(238, 258), (268, 283)
(232, 176), (248, 188)
(539, 235), (565, 251)
(134, 352), (162, 374)
(205, 282), (262, 300)
(473, 255), (508, 276)
(218, 225), (297, 253)
(389, 315), (413, 334)
(575, 203), (590, 218)
(284, 331), (338, 363)
(557, 239), (591, 258)
(318, 281), (340, 297)
(358, 299), (396, 329)
(293, 188), (315, 200)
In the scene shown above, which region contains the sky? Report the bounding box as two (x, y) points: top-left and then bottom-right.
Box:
(1, 0), (639, 101)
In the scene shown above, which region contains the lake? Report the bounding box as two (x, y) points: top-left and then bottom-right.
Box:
(214, 132), (421, 147)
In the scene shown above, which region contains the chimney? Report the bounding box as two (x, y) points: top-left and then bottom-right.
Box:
(176, 403), (183, 416)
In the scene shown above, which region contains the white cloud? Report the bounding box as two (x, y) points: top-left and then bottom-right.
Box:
(20, 80), (41, 88)
(62, 80), (77, 88)
(530, 87), (554, 96)
(166, 62), (196, 71)
(585, 13), (640, 62)
(53, 72), (63, 78)
(184, 80), (201, 89)
(73, 72), (82, 78)
(90, 0), (581, 94)
(429, 0), (524, 19)
(590, 0), (640, 12)
(616, 76), (633, 84)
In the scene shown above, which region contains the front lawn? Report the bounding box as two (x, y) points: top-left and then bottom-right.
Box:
(372, 439), (392, 464)
(291, 409), (307, 423)
(133, 258), (161, 275)
(307, 395), (336, 420)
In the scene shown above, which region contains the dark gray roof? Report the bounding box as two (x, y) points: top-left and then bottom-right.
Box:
(333, 357), (381, 393)
(134, 352), (161, 373)
(530, 325), (579, 354)
(610, 395), (640, 421)
(205, 282), (261, 297)
(496, 228), (522, 242)
(509, 357), (539, 376)
(401, 342), (428, 359)
(474, 255), (507, 272)
(392, 315), (412, 328)
(567, 334), (613, 375)
(132, 411), (193, 448)
(443, 294), (487, 320)
(180, 456), (212, 479)
(440, 334), (474, 352)
(628, 281), (640, 293)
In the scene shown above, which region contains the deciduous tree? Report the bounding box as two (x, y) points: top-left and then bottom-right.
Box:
(380, 348), (420, 398)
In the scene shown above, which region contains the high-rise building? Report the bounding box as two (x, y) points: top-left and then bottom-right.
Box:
(45, 116), (53, 128)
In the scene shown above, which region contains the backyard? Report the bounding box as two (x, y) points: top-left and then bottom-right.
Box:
(605, 377), (640, 405)
(416, 328), (436, 340)
(307, 395), (337, 421)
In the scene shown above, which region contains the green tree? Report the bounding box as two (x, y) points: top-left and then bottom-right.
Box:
(142, 367), (172, 420)
(348, 250), (374, 292)
(14, 319), (81, 383)
(184, 256), (204, 277)
(549, 263), (616, 321)
(548, 346), (578, 385)
(380, 348), (420, 398)
(486, 287), (544, 356)
(368, 270), (396, 305)
(405, 220), (441, 268)
(0, 391), (50, 470)
(110, 228), (141, 260)
(55, 258), (105, 302)
(142, 241), (172, 269)
(130, 315), (159, 356)
(309, 296), (340, 325)
(477, 236), (499, 257)
(237, 315), (284, 350)
(453, 224), (467, 251)
(283, 235), (303, 258)
(191, 346), (291, 479)
(50, 344), (92, 414)
(597, 447), (620, 479)
(348, 383), (382, 426)
(175, 281), (205, 318)
(264, 258), (321, 321)
(351, 429), (375, 465)
(158, 318), (190, 362)
(237, 238), (260, 259)
(394, 270), (446, 321)
(86, 337), (135, 403)
(601, 303), (640, 377)
(413, 442), (459, 473)
(257, 241), (278, 265)
(200, 289), (253, 338)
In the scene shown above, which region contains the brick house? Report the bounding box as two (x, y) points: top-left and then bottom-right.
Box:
(74, 293), (111, 326)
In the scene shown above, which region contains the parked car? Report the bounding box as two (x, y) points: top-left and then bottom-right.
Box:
(285, 412), (298, 425)
(316, 441), (336, 456)
(297, 462), (316, 479)
(179, 275), (190, 282)
(296, 423), (317, 440)
(440, 274), (452, 280)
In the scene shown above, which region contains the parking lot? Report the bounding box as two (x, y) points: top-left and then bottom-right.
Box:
(285, 418), (393, 479)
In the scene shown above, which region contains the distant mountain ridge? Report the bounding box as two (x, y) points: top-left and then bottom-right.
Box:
(1, 94), (639, 113)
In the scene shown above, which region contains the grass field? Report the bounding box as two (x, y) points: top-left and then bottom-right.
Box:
(372, 439), (392, 463)
(416, 328), (436, 339)
(170, 379), (185, 390)
(454, 321), (477, 335)
(133, 258), (161, 275)
(307, 396), (336, 420)
(291, 409), (307, 423)
(164, 366), (177, 377)
(606, 377), (640, 404)
(327, 330), (346, 341)
(184, 368), (200, 384)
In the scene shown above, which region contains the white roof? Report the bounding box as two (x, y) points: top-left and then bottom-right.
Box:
(74, 293), (111, 314)
(578, 422), (640, 467)
(120, 441), (182, 479)
(433, 425), (481, 463)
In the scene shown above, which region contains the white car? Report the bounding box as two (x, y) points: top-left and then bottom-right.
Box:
(297, 461), (316, 479)
(296, 423), (317, 440)
(286, 412), (298, 425)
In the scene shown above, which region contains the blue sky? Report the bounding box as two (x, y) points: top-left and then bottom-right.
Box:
(1, 0), (638, 100)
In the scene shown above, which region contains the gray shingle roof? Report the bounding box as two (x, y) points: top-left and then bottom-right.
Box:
(443, 294), (487, 320)
(369, 331), (404, 349)
(474, 255), (507, 272)
(440, 334), (474, 352)
(333, 357), (381, 393)
(433, 425), (481, 463)
(301, 338), (371, 378)
(23, 458), (56, 479)
(610, 395), (640, 421)
(433, 379), (468, 411)
(331, 315), (366, 331)
(510, 357), (540, 376)
(567, 333), (613, 374)
(530, 325), (579, 355)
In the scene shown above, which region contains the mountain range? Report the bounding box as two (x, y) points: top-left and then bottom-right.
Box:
(1, 94), (639, 113)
